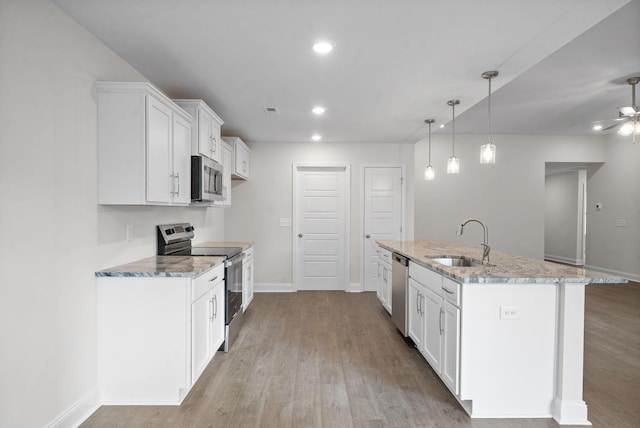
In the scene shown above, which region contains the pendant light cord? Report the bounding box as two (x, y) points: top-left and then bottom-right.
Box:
(487, 77), (492, 141)
(428, 121), (432, 163)
(452, 103), (456, 156)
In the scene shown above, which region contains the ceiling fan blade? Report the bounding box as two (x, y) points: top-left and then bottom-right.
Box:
(600, 120), (628, 131)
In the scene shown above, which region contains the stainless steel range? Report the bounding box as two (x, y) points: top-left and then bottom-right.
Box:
(157, 223), (244, 352)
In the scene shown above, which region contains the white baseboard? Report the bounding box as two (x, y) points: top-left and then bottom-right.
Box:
(583, 264), (640, 283)
(46, 386), (100, 428)
(544, 254), (582, 266)
(254, 282), (294, 292)
(255, 283), (368, 292)
(346, 282), (362, 292)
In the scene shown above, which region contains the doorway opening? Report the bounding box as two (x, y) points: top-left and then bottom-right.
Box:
(544, 162), (601, 266)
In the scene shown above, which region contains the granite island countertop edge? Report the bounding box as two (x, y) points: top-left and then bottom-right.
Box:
(377, 240), (628, 285)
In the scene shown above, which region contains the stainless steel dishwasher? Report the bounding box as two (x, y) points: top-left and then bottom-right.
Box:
(391, 253), (409, 336)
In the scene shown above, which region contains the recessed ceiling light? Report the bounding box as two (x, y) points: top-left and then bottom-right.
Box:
(311, 134), (322, 141)
(592, 124), (603, 131)
(313, 41), (333, 54)
(440, 124), (445, 129)
(312, 106), (326, 115)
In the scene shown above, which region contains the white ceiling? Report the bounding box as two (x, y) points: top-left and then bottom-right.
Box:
(53, 0), (639, 143)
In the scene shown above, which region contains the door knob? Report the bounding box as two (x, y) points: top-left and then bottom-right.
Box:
(298, 233), (303, 238)
(365, 234), (371, 238)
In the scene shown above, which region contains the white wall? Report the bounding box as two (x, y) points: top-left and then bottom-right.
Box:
(413, 134), (608, 259)
(224, 142), (415, 289)
(586, 133), (640, 280)
(414, 132), (639, 281)
(544, 171), (582, 264)
(0, 1), (225, 427)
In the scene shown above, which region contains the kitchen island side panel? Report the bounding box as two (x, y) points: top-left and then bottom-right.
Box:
(460, 283), (557, 417)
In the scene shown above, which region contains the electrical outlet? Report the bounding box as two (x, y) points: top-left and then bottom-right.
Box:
(126, 225), (133, 241)
(500, 306), (520, 320)
(279, 218), (291, 227)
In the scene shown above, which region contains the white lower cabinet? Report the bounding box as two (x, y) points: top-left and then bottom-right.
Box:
(97, 262), (225, 405)
(191, 268), (225, 381)
(377, 247), (392, 314)
(242, 247), (254, 311)
(409, 261), (461, 395)
(441, 300), (460, 394)
(422, 286), (443, 371)
(407, 278), (424, 349)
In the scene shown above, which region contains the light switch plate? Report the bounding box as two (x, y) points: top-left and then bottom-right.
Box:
(279, 218), (291, 227)
(615, 218), (627, 227)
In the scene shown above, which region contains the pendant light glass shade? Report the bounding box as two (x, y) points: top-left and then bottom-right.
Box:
(447, 156), (460, 174)
(480, 142), (496, 163)
(480, 71), (498, 164)
(447, 100), (460, 174)
(424, 118), (435, 180)
(424, 165), (435, 180)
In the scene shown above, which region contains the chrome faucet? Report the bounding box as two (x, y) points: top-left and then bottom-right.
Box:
(456, 218), (490, 264)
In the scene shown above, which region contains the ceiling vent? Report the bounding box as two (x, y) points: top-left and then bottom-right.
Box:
(263, 107), (279, 116)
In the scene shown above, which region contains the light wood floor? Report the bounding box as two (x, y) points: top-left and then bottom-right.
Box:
(82, 283), (640, 428)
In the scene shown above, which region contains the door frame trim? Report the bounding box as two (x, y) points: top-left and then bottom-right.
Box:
(292, 162), (351, 291)
(359, 163), (406, 292)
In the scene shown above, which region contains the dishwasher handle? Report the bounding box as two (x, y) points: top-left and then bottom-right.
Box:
(392, 253), (408, 266)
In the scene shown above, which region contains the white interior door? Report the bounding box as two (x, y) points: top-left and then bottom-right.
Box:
(294, 165), (350, 291)
(362, 166), (403, 291)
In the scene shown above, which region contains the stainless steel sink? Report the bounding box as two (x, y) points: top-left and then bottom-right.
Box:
(429, 256), (492, 268)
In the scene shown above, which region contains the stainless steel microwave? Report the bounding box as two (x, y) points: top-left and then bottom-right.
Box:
(191, 156), (223, 202)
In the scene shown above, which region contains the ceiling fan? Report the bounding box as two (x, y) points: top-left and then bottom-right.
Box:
(594, 76), (640, 142)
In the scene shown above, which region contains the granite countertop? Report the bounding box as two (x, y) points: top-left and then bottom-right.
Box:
(95, 256), (225, 278)
(195, 241), (254, 251)
(377, 240), (628, 285)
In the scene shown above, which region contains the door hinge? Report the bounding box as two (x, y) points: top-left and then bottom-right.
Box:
(400, 177), (404, 184)
(400, 226), (403, 233)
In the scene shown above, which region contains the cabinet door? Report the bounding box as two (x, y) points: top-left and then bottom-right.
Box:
(191, 291), (211, 381)
(235, 144), (250, 179)
(380, 264), (390, 313)
(197, 109), (221, 162)
(423, 287), (442, 371)
(216, 142), (232, 207)
(441, 301), (460, 395)
(407, 278), (424, 349)
(172, 114), (192, 204)
(243, 256), (254, 310)
(146, 97), (172, 203)
(376, 260), (382, 301)
(384, 264), (393, 315)
(211, 282), (225, 353)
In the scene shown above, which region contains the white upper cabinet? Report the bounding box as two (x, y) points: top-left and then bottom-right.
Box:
(174, 100), (224, 163)
(214, 140), (233, 207)
(222, 137), (250, 180)
(95, 82), (193, 206)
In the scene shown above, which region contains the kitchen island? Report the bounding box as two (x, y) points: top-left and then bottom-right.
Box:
(377, 240), (626, 426)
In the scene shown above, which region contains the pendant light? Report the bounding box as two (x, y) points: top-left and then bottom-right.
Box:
(480, 70), (498, 164)
(447, 100), (460, 174)
(424, 119), (435, 180)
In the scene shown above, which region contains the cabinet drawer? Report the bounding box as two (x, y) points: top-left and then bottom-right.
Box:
(409, 261), (442, 296)
(442, 277), (461, 307)
(192, 263), (224, 301)
(379, 248), (392, 264)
